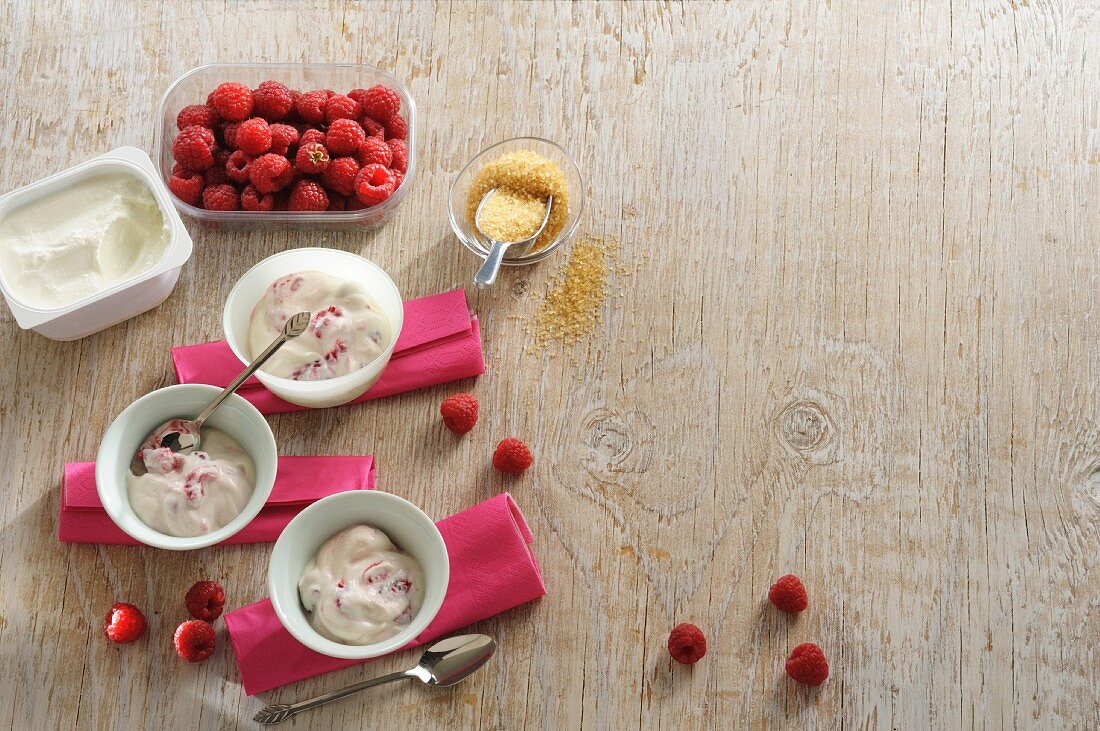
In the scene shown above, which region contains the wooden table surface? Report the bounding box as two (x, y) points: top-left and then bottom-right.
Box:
(1, 1), (1097, 728)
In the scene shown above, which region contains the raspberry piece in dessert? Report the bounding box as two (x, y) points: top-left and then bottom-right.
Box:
(667, 623), (706, 664)
(440, 393), (479, 434)
(785, 643), (829, 686)
(103, 602), (147, 644)
(184, 580), (226, 622)
(252, 80), (293, 120)
(235, 117), (272, 155)
(172, 125), (216, 171)
(768, 574), (809, 613)
(211, 81), (253, 122)
(492, 437), (533, 473)
(173, 620), (217, 662)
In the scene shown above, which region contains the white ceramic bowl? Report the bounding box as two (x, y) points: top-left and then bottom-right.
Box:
(0, 147), (193, 340)
(95, 384), (277, 550)
(223, 248), (404, 409)
(268, 490), (449, 659)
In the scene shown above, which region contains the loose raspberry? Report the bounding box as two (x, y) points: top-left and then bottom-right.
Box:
(167, 171), (204, 206)
(325, 93), (361, 123)
(388, 138), (408, 173)
(173, 620), (216, 663)
(103, 602), (147, 644)
(360, 84), (401, 121)
(225, 149), (252, 184)
(235, 117), (272, 155)
(356, 136), (392, 167)
(299, 128), (326, 147)
(220, 121), (241, 149)
(172, 125), (216, 170)
(384, 115), (408, 141)
(440, 393), (478, 434)
(176, 103), (218, 130)
(240, 184), (275, 211)
(295, 141), (331, 175)
(360, 116), (385, 139)
(322, 156), (361, 197)
(249, 153), (294, 193)
(325, 118), (366, 156)
(492, 437), (533, 473)
(252, 80), (293, 120)
(296, 89), (329, 125)
(288, 179), (329, 211)
(785, 643), (829, 686)
(352, 163), (395, 206)
(269, 123), (299, 156)
(184, 580), (226, 622)
(211, 82), (253, 122)
(202, 183), (239, 211)
(203, 147), (231, 185)
(667, 623), (706, 665)
(768, 574), (809, 613)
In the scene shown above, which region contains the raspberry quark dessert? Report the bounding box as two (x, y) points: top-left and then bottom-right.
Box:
(247, 270), (391, 381)
(298, 525), (425, 645)
(126, 421), (255, 537)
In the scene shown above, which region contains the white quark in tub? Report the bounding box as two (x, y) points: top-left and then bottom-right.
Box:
(0, 170), (171, 309)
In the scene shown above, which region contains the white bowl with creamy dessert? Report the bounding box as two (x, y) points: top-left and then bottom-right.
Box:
(268, 491), (448, 659)
(96, 384), (277, 550)
(0, 146), (193, 340)
(223, 248), (403, 408)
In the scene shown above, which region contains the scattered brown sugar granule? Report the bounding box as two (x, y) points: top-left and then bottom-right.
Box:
(530, 236), (618, 350)
(466, 149), (569, 250)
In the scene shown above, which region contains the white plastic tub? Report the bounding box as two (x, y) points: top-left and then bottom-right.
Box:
(0, 147), (193, 340)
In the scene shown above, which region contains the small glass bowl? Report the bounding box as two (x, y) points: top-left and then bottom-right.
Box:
(447, 137), (584, 265)
(154, 63), (416, 230)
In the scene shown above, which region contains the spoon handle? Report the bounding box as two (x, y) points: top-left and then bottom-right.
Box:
(253, 671), (412, 725)
(474, 240), (510, 288)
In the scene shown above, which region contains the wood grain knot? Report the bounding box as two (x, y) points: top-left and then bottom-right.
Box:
(1082, 469), (1100, 510)
(587, 412), (634, 465)
(510, 278), (530, 298)
(777, 401), (831, 454)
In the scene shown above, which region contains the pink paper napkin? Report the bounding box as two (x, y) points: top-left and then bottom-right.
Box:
(171, 290), (484, 415)
(224, 493), (545, 695)
(58, 456), (375, 545)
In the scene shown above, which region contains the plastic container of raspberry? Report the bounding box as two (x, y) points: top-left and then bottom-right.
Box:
(154, 63), (416, 230)
(0, 146), (194, 341)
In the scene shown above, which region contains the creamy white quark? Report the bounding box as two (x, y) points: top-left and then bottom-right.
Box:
(0, 171), (170, 309)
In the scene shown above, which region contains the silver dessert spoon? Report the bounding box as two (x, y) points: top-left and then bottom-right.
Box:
(252, 634), (497, 725)
(130, 311), (311, 476)
(472, 188), (553, 288)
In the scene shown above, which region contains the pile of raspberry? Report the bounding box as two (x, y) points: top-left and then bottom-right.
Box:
(168, 81), (409, 212)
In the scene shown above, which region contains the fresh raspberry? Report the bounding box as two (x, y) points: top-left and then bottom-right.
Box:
(171, 163), (192, 178)
(325, 93), (361, 123)
(327, 193), (348, 211)
(785, 643), (829, 686)
(356, 136), (392, 167)
(768, 575), (809, 613)
(440, 393), (478, 434)
(225, 149), (252, 184)
(184, 580), (226, 622)
(288, 179), (329, 211)
(103, 602), (147, 644)
(202, 147), (231, 185)
(392, 170), (405, 191)
(211, 82), (253, 122)
(345, 195), (366, 211)
(667, 623), (707, 665)
(252, 80), (293, 120)
(202, 183), (239, 211)
(325, 118), (366, 156)
(360, 84), (401, 120)
(322, 156), (361, 197)
(295, 141), (330, 174)
(167, 171), (204, 206)
(388, 138), (408, 173)
(220, 121), (241, 149)
(240, 184), (275, 211)
(296, 89), (329, 124)
(299, 128), (326, 147)
(492, 437), (533, 473)
(269, 123), (299, 156)
(249, 153), (294, 193)
(360, 116), (385, 139)
(173, 620), (216, 663)
(352, 163), (395, 206)
(176, 103), (218, 130)
(235, 117), (272, 155)
(172, 125), (216, 170)
(347, 88), (369, 105)
(287, 89), (303, 119)
(384, 115), (408, 141)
